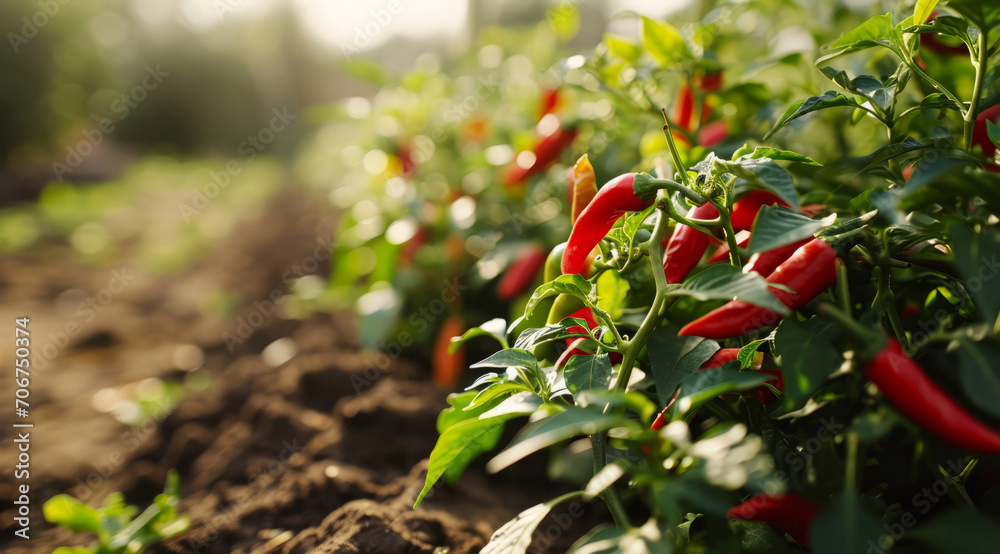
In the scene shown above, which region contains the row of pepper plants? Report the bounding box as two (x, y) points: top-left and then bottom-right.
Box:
(409, 1), (1000, 551)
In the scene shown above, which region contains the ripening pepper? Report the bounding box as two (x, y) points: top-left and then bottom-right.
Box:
(570, 154), (598, 225)
(698, 120), (728, 148)
(497, 244), (547, 301)
(504, 124), (578, 185)
(741, 238), (810, 278)
(700, 68), (723, 92)
(433, 316), (466, 388)
(973, 104), (1000, 171)
(679, 238), (838, 338)
(562, 173), (652, 275)
(865, 339), (1000, 453)
(707, 234), (750, 265)
(727, 493), (821, 546)
(920, 12), (968, 56)
(663, 203), (719, 284)
(730, 190), (791, 232)
(539, 88), (562, 119)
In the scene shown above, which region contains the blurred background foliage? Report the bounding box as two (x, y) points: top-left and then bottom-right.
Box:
(2, 0), (967, 361)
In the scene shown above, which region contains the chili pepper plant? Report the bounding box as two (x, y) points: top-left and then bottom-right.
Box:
(419, 2), (1000, 552)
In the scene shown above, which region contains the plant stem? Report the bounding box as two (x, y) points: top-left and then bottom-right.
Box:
(661, 109), (693, 188)
(845, 432), (859, 493)
(964, 28), (988, 149)
(594, 203), (673, 530)
(711, 194), (741, 268)
(590, 433), (630, 527)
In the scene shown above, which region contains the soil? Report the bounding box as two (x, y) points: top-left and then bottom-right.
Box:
(0, 188), (606, 553)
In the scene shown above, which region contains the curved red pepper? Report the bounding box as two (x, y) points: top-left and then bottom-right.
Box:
(730, 190), (790, 232)
(497, 245), (547, 301)
(727, 493), (821, 546)
(679, 238), (838, 338)
(701, 69), (723, 92)
(973, 104), (1000, 171)
(742, 238), (810, 278)
(504, 124), (578, 186)
(921, 12), (968, 56)
(539, 88), (561, 119)
(673, 84), (695, 131)
(865, 339), (1000, 453)
(663, 203), (719, 284)
(562, 173), (652, 275)
(698, 120), (728, 148)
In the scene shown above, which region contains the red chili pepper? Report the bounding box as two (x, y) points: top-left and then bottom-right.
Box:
(865, 339), (1000, 453)
(698, 120), (728, 148)
(539, 88), (561, 119)
(700, 69), (723, 92)
(679, 238), (838, 338)
(673, 84), (695, 131)
(742, 238), (810, 278)
(663, 203), (718, 284)
(707, 234), (750, 265)
(562, 173), (652, 275)
(397, 144), (417, 176)
(921, 12), (968, 56)
(727, 493), (821, 546)
(730, 190), (790, 232)
(973, 104), (1000, 171)
(497, 244), (547, 301)
(433, 316), (466, 388)
(570, 154), (598, 225)
(504, 124), (578, 186)
(398, 227), (429, 268)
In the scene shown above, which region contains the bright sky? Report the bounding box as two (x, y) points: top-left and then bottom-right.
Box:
(164, 0), (691, 52)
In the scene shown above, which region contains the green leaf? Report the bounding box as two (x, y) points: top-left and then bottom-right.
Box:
(596, 270), (629, 320)
(43, 495), (102, 535)
(487, 408), (624, 472)
(568, 524), (627, 553)
(641, 17), (691, 67)
(583, 461), (627, 500)
(569, 519), (671, 554)
(514, 322), (591, 351)
(810, 493), (885, 554)
(647, 326), (719, 406)
(907, 508), (1000, 553)
(416, 412), (521, 507)
(822, 13), (902, 60)
(738, 339), (768, 369)
(482, 492), (584, 554)
(722, 158), (800, 211)
(450, 318), (508, 353)
(439, 390), (495, 433)
(525, 274), (594, 319)
(733, 145), (822, 166)
(918, 93), (960, 111)
(956, 337), (1000, 420)
(480, 391), (543, 419)
(468, 382), (533, 411)
(914, 0), (939, 25)
(774, 316), (841, 410)
(765, 92), (859, 140)
(53, 548), (94, 554)
(950, 223), (1000, 324)
(564, 353), (614, 395)
(471, 349), (539, 371)
(672, 369), (774, 417)
(605, 34), (641, 63)
(669, 264), (791, 316)
(987, 120), (1000, 150)
(819, 67), (894, 114)
(747, 206), (836, 254)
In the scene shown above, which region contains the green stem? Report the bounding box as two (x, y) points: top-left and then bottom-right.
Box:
(591, 433), (630, 527)
(964, 27), (989, 149)
(594, 203), (674, 530)
(711, 194), (741, 268)
(661, 108), (692, 188)
(845, 432), (860, 494)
